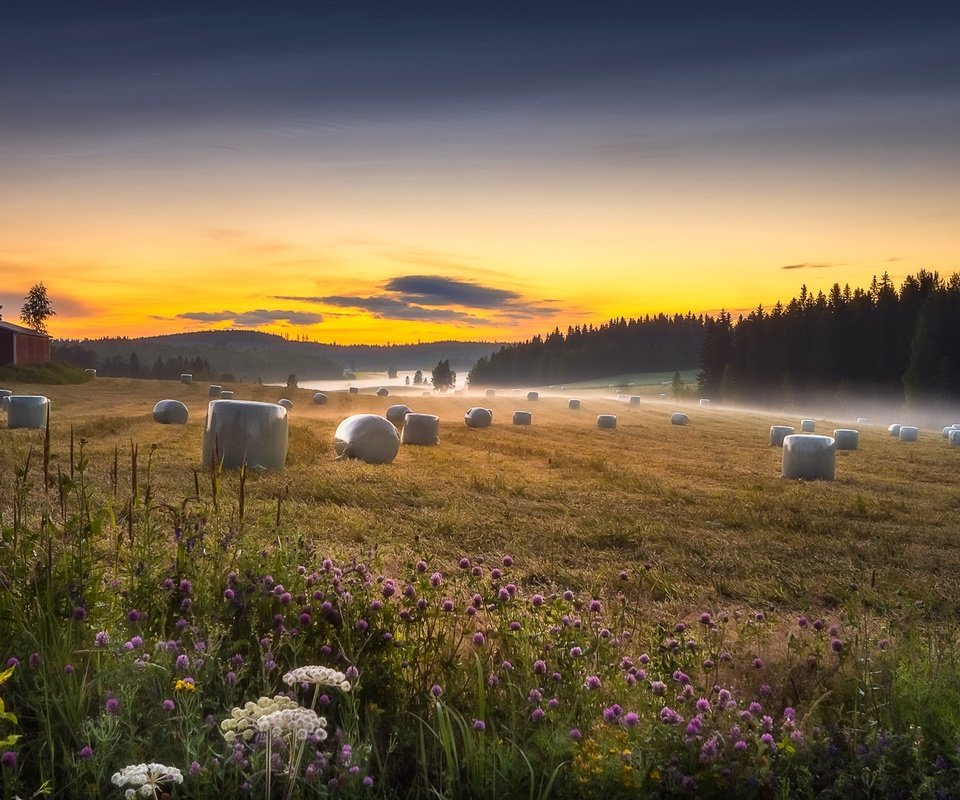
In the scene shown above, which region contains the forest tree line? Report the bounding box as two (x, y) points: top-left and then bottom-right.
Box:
(52, 343), (222, 381)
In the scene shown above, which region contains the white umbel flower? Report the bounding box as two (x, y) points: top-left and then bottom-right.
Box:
(220, 695), (301, 743)
(111, 763), (183, 798)
(282, 665), (352, 692)
(257, 707), (328, 741)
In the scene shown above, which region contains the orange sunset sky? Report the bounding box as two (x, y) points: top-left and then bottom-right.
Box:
(2, 3), (957, 345)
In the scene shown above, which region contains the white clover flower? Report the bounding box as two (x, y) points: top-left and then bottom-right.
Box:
(256, 707), (328, 741)
(111, 763), (183, 797)
(220, 695), (301, 743)
(282, 665), (352, 692)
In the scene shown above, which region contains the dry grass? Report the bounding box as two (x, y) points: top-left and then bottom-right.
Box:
(3, 377), (959, 623)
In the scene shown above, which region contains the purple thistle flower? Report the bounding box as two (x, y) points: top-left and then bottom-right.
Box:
(126, 609), (141, 623)
(562, 590), (574, 601)
(531, 594), (544, 607)
(1, 751), (17, 769)
(162, 699), (175, 712)
(472, 719), (485, 731)
(650, 680), (667, 696)
(584, 675), (601, 690)
(831, 638), (844, 653)
(72, 606), (87, 621)
(105, 697), (120, 715)
(458, 558), (471, 569)
(79, 746), (93, 760)
(416, 560), (428, 573)
(734, 739), (748, 752)
(502, 555), (513, 567)
(569, 727), (582, 740)
(533, 659), (546, 674)
(94, 631), (109, 647)
(589, 599), (602, 613)
(569, 646), (582, 658)
(473, 632), (486, 646)
(431, 684), (443, 697)
(531, 707), (545, 722)
(28, 652), (41, 669)
(624, 711), (639, 727)
(430, 572), (443, 587)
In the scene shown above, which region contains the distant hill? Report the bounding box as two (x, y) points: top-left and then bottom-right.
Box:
(53, 330), (504, 383)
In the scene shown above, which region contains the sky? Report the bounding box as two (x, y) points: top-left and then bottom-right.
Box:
(1, 1), (958, 344)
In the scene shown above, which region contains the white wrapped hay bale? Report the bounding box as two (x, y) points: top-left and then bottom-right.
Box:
(485, 389), (496, 398)
(278, 399), (293, 411)
(800, 419), (815, 433)
(313, 392), (328, 405)
(377, 387), (389, 397)
(527, 391), (539, 401)
(782, 434), (836, 481)
(888, 423), (901, 436)
(628, 396), (641, 407)
(857, 417), (868, 424)
(699, 398), (710, 408)
(208, 385), (222, 397)
(7, 395), (49, 429)
(671, 412), (689, 426)
(568, 398), (581, 410)
(597, 414), (617, 430)
(401, 413), (440, 445)
(0, 389), (11, 412)
(348, 387), (359, 395)
(464, 407), (492, 429)
(202, 400), (289, 471)
(949, 430), (960, 447)
(513, 411), (532, 425)
(386, 404), (413, 427)
(180, 373), (193, 384)
(898, 426), (918, 442)
(220, 390), (235, 399)
(769, 425), (795, 446)
(334, 414), (400, 464)
(454, 390), (463, 396)
(943, 426), (955, 439)
(85, 368), (97, 377)
(659, 393), (667, 399)
(152, 400), (189, 425)
(833, 429), (859, 451)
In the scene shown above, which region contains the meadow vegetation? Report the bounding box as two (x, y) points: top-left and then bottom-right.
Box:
(1, 377), (959, 798)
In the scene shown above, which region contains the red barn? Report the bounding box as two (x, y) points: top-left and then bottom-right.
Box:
(0, 320), (52, 366)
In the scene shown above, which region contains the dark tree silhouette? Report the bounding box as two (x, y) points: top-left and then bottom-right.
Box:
(20, 282), (56, 334)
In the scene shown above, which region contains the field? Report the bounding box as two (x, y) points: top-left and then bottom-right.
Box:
(2, 377), (960, 798)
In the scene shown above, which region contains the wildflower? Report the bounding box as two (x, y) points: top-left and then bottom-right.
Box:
(257, 707), (328, 741)
(1, 752), (16, 769)
(472, 632), (485, 646)
(797, 615), (808, 628)
(5, 658), (18, 668)
(490, 568), (502, 580)
(569, 727), (582, 740)
(220, 695), (302, 743)
(752, 657), (764, 669)
(696, 698), (711, 713)
(531, 707), (545, 722)
(760, 732), (776, 750)
(431, 684), (443, 697)
(813, 619), (825, 631)
(174, 678), (197, 693)
(685, 717), (702, 736)
(831, 638), (844, 653)
(416, 560), (428, 573)
(79, 745), (94, 760)
(509, 621), (521, 631)
(72, 606), (87, 621)
(64, 663), (74, 674)
(650, 680), (667, 696)
(363, 775), (374, 788)
(225, 671), (238, 687)
(473, 719), (486, 731)
(441, 599), (454, 612)
(603, 705), (621, 723)
(589, 599), (602, 613)
(162, 699), (175, 712)
(584, 675), (602, 690)
(562, 590), (574, 601)
(28, 652), (41, 669)
(569, 646), (582, 658)
(734, 740), (748, 752)
(672, 670), (690, 685)
(175, 654), (190, 672)
(624, 712), (640, 727)
(458, 558), (471, 569)
(533, 659), (546, 674)
(105, 697), (120, 715)
(502, 555), (513, 566)
(660, 707), (683, 725)
(531, 594), (544, 607)
(126, 610), (141, 623)
(283, 665), (351, 692)
(111, 763), (184, 797)
(618, 570), (629, 580)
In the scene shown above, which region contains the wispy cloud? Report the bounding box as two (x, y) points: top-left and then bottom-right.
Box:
(781, 262), (835, 270)
(173, 309), (323, 327)
(274, 295), (482, 323)
(384, 275), (520, 308)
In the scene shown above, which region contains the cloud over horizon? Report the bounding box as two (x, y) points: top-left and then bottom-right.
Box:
(781, 263), (836, 270)
(173, 309), (323, 327)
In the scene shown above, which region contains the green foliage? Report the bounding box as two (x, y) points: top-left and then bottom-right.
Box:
(0, 362), (91, 385)
(19, 283), (56, 334)
(432, 359), (456, 392)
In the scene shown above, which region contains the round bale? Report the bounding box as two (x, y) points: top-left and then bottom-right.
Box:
(782, 434), (836, 481)
(659, 393), (667, 399)
(628, 396), (641, 407)
(948, 430), (960, 447)
(671, 412), (689, 426)
(377, 387), (389, 397)
(202, 400), (288, 471)
(334, 414), (400, 464)
(180, 373), (193, 384)
(568, 398), (581, 410)
(401, 413), (440, 445)
(278, 399), (293, 411)
(313, 392), (328, 405)
(208, 385), (222, 397)
(152, 400), (189, 425)
(857, 417), (868, 424)
(0, 389), (11, 412)
(833, 429), (859, 450)
(942, 426), (954, 439)
(898, 426), (918, 442)
(597, 414), (617, 430)
(485, 389), (496, 398)
(527, 391), (539, 401)
(85, 368), (97, 377)
(699, 398), (710, 408)
(348, 387), (359, 395)
(220, 391), (235, 399)
(800, 419), (816, 433)
(513, 411), (532, 425)
(769, 425), (795, 446)
(7, 395), (49, 429)
(464, 407), (493, 429)
(386, 404), (413, 427)
(888, 423), (901, 436)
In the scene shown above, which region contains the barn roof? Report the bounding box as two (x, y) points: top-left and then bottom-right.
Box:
(0, 320), (50, 337)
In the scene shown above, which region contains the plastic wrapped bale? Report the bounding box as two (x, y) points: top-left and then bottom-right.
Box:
(769, 425), (795, 446)
(220, 390), (235, 399)
(386, 404), (413, 427)
(782, 434), (836, 481)
(180, 373), (193, 384)
(464, 407), (492, 429)
(334, 414), (400, 464)
(888, 423), (901, 436)
(85, 368), (97, 377)
(485, 389), (496, 398)
(0, 389), (11, 412)
(943, 426), (955, 439)
(899, 426), (918, 442)
(800, 419), (815, 433)
(568, 398), (581, 410)
(527, 391), (539, 401)
(7, 395), (49, 429)
(857, 417), (868, 424)
(513, 411), (532, 425)
(401, 413), (440, 445)
(949, 430), (960, 447)
(671, 412), (689, 426)
(208, 385), (222, 397)
(278, 399), (293, 411)
(597, 414), (617, 430)
(202, 400), (288, 471)
(377, 387), (389, 397)
(454, 390), (463, 396)
(833, 429), (859, 450)
(699, 399), (710, 408)
(628, 396), (641, 407)
(348, 387), (359, 395)
(659, 393), (667, 399)
(313, 392), (328, 405)
(152, 400), (189, 425)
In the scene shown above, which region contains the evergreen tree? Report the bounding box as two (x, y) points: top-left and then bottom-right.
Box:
(431, 360), (455, 392)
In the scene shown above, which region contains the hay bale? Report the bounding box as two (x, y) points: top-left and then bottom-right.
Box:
(800, 419), (815, 432)
(485, 389), (496, 398)
(898, 426), (918, 442)
(671, 412), (689, 426)
(313, 392), (328, 405)
(152, 399), (189, 425)
(348, 387), (359, 395)
(628, 396), (641, 407)
(782, 434), (836, 480)
(942, 426), (955, 439)
(527, 391), (539, 401)
(513, 411), (532, 425)
(857, 417), (868, 424)
(949, 430), (960, 447)
(833, 429), (859, 450)
(699, 398), (710, 408)
(180, 373), (193, 384)
(0, 389), (11, 399)
(7, 395), (49, 429)
(769, 425), (795, 446)
(203, 400), (288, 470)
(220, 391), (235, 399)
(0, 389), (11, 412)
(597, 414), (617, 430)
(85, 368), (97, 377)
(208, 385), (222, 397)
(386, 404), (413, 427)
(888, 423), (901, 436)
(334, 414), (400, 464)
(568, 398), (581, 410)
(464, 407), (493, 428)
(401, 413), (440, 445)
(377, 387), (389, 397)
(278, 399), (293, 411)
(659, 393), (667, 399)
(454, 390), (463, 396)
